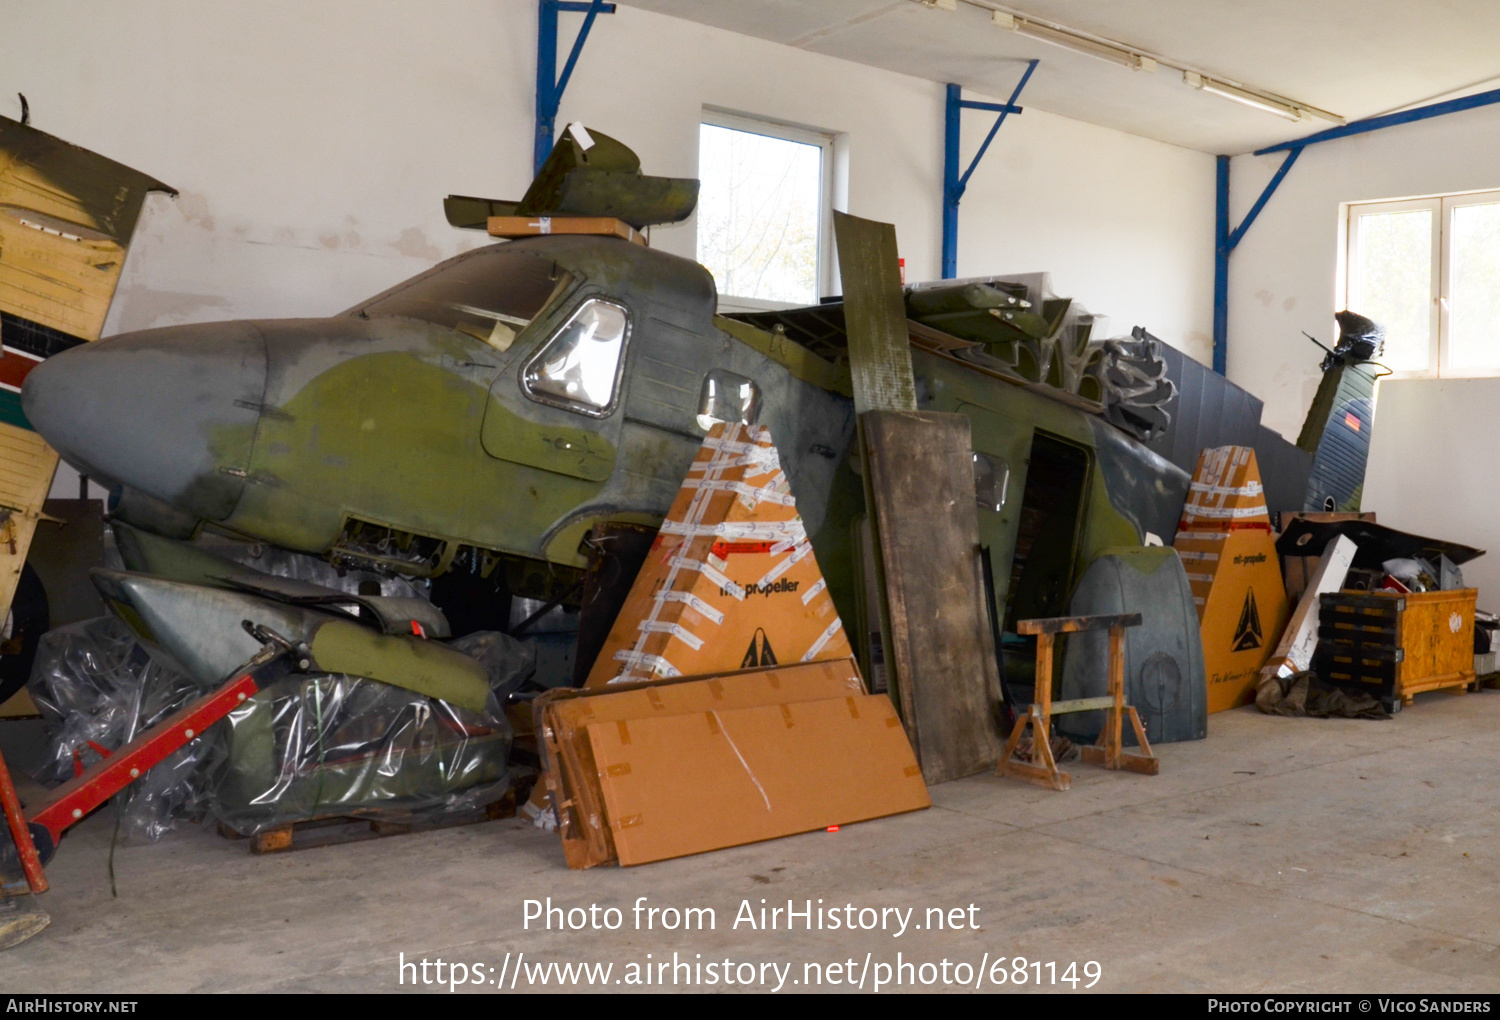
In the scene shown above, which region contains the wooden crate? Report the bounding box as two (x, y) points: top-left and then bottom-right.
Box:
(1314, 589), (1478, 710)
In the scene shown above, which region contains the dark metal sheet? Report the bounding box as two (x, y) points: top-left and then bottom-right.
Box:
(1275, 517), (1485, 569)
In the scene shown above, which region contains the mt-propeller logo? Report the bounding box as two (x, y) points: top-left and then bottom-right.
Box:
(1232, 588), (1263, 651)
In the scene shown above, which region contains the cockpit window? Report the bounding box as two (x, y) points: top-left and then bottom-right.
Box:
(522, 299), (631, 415)
(356, 249), (572, 352)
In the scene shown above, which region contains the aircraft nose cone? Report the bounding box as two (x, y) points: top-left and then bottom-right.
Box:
(22, 322), (267, 522)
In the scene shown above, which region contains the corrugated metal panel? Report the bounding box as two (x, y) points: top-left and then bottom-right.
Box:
(1304, 365), (1379, 512)
(1146, 339), (1311, 513)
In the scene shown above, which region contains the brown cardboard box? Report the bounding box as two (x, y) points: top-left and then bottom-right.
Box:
(588, 693), (930, 866)
(538, 658), (868, 869)
(583, 422), (852, 687)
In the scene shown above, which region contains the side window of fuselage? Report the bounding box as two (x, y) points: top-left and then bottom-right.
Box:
(696, 369), (761, 431)
(521, 298), (631, 416)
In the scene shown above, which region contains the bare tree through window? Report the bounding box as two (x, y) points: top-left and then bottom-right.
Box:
(697, 123), (823, 305)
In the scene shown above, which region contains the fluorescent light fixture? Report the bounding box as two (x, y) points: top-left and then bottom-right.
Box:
(976, 1), (1344, 122)
(1185, 70), (1303, 121)
(1013, 20), (1142, 70)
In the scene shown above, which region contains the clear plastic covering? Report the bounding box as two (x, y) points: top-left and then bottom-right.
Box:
(27, 617), (211, 842)
(28, 616), (535, 840)
(204, 628), (533, 835)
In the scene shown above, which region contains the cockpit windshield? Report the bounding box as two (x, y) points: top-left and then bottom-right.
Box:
(354, 248), (573, 352)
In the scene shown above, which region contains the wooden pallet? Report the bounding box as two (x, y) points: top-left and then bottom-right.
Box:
(223, 786), (526, 855)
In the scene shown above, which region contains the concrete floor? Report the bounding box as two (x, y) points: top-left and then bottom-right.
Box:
(3, 690), (1499, 994)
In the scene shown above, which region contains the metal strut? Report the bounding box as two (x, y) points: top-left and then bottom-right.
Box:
(942, 60), (1037, 280)
(534, 0), (616, 175)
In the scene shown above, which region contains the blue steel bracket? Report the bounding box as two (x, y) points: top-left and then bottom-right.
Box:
(1212, 146), (1302, 374)
(535, 0), (617, 175)
(942, 60), (1038, 279)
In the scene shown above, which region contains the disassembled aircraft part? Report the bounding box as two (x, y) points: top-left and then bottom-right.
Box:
(1057, 546), (1207, 745)
(89, 569), (491, 712)
(1098, 328), (1177, 442)
(445, 124), (700, 231)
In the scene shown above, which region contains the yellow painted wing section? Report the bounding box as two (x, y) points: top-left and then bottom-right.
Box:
(0, 114), (174, 341)
(0, 115), (172, 715)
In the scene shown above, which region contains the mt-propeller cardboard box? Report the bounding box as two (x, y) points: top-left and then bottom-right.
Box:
(583, 421), (852, 687)
(537, 657), (927, 868)
(588, 691), (930, 866)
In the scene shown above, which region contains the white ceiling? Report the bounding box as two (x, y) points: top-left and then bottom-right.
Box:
(620, 0), (1500, 154)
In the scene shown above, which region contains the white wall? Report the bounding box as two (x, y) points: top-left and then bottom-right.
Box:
(3, 1), (1216, 495)
(1224, 103), (1500, 439)
(3, 0), (1214, 339)
(1363, 379), (1500, 614)
(954, 102), (1216, 359)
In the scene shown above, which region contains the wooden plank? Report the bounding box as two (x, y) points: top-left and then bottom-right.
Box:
(832, 212), (916, 415)
(1016, 613), (1142, 635)
(1050, 696), (1116, 715)
(486, 215), (645, 246)
(861, 410), (1004, 783)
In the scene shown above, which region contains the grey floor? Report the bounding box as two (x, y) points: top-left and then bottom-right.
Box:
(3, 690), (1498, 993)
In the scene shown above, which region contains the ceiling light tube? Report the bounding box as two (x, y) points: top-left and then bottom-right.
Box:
(1013, 20), (1142, 70)
(1185, 70), (1302, 121)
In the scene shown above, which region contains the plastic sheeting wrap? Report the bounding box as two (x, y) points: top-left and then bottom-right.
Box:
(27, 617), (211, 842)
(28, 616), (535, 840)
(205, 629), (531, 835)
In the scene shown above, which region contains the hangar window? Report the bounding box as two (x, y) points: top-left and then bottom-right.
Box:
(522, 298), (631, 415)
(1346, 192), (1500, 378)
(356, 248), (571, 353)
(697, 113), (831, 309)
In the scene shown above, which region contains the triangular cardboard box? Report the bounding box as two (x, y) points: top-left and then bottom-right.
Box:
(584, 422), (852, 686)
(1173, 446), (1289, 714)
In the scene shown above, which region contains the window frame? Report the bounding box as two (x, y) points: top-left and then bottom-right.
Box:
(1345, 188), (1500, 380)
(518, 294), (633, 419)
(697, 108), (835, 311)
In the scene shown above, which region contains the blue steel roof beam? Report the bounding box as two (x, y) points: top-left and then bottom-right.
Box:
(1215, 77), (1500, 374)
(1255, 85), (1500, 156)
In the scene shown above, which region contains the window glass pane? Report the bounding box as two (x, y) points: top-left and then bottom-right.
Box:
(1356, 209), (1433, 372)
(524, 299), (629, 411)
(697, 123), (822, 305)
(973, 453), (1010, 512)
(1449, 202), (1500, 372)
(360, 248), (570, 352)
(696, 369), (761, 431)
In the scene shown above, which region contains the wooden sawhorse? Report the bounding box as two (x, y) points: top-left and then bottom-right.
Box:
(996, 612), (1159, 791)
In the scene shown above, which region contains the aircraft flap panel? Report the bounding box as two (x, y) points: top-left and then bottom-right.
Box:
(0, 115), (174, 348)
